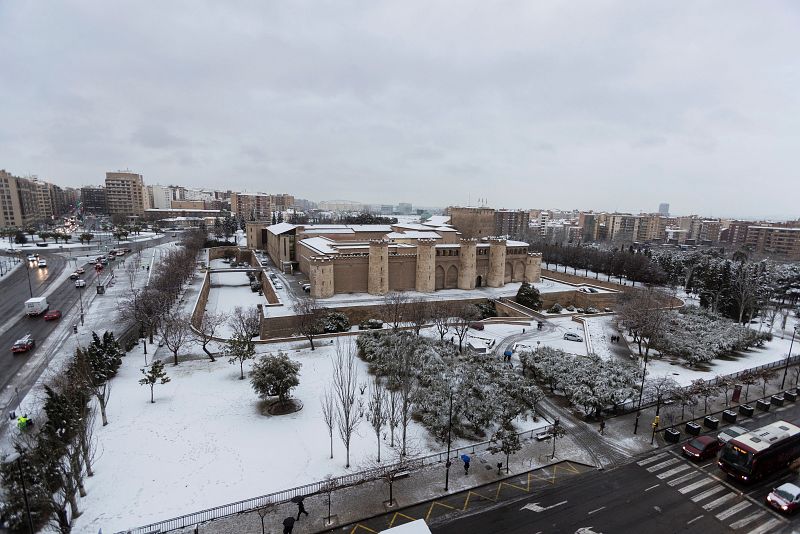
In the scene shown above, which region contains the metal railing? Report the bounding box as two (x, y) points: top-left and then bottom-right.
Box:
(118, 423), (554, 534)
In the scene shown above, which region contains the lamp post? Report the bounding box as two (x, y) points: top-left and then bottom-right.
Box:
(444, 386), (453, 491)
(781, 326), (799, 390)
(6, 451), (34, 533)
(633, 353), (650, 435)
(24, 260), (33, 298)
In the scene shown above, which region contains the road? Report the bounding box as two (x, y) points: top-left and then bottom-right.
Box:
(0, 253), (102, 399)
(432, 406), (800, 534)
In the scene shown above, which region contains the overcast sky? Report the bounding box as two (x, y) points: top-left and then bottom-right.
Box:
(1, 2), (798, 219)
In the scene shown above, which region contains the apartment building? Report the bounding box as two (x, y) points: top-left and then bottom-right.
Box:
(105, 171), (148, 217)
(231, 192), (295, 220)
(745, 226), (800, 260)
(81, 186), (107, 214)
(495, 209), (530, 240)
(0, 169), (38, 227)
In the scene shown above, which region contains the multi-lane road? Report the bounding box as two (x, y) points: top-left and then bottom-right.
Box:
(432, 406), (800, 534)
(0, 252), (101, 398)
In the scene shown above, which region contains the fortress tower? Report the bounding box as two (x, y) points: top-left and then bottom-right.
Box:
(415, 239), (436, 293)
(458, 238), (477, 290)
(487, 237), (507, 288)
(309, 257), (335, 298)
(368, 240), (389, 295)
(525, 252), (542, 283)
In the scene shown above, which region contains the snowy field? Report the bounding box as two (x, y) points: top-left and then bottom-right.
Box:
(206, 260), (268, 338)
(72, 340), (463, 533)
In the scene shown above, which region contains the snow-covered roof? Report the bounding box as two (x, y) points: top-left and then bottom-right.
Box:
(387, 231), (441, 239)
(348, 225), (393, 232)
(394, 223), (433, 231)
(425, 215), (451, 226)
(506, 240), (529, 247)
(299, 237), (338, 255)
(303, 228), (354, 235)
(433, 226), (458, 232)
(267, 222), (297, 235)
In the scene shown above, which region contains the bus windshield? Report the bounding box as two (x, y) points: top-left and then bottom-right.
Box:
(721, 444), (753, 469)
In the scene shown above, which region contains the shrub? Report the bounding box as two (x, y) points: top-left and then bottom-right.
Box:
(516, 282), (542, 310)
(476, 301), (498, 319)
(547, 303), (563, 314)
(322, 312), (351, 333)
(358, 318), (384, 330)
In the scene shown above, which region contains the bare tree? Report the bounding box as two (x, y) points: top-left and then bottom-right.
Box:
(229, 306), (261, 339)
(194, 311), (227, 361)
(320, 389), (336, 459)
(161, 312), (192, 365)
(452, 303), (481, 353)
(715, 375), (737, 405)
(384, 384), (401, 448)
(617, 286), (673, 360)
(405, 298), (430, 335)
(644, 375), (680, 415)
(367, 376), (387, 462)
(429, 300), (453, 341)
(332, 340), (360, 468)
(759, 369), (777, 397)
(380, 292), (409, 330)
(294, 296), (324, 350)
(690, 379), (719, 415)
(732, 262), (760, 324)
(390, 344), (417, 456)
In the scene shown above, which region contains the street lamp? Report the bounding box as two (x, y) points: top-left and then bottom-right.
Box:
(24, 260), (33, 298)
(443, 373), (462, 492)
(5, 451), (34, 533)
(781, 326), (799, 390)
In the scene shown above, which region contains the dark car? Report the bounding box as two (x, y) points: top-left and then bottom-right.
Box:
(43, 310), (62, 321)
(682, 435), (722, 461)
(767, 483), (800, 514)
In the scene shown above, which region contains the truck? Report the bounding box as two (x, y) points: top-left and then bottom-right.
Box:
(24, 297), (48, 316)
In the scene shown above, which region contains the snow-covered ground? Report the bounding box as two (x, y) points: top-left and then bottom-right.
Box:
(9, 231), (163, 251)
(73, 340), (457, 533)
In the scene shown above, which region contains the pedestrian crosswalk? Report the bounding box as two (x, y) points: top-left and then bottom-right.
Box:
(637, 452), (787, 533)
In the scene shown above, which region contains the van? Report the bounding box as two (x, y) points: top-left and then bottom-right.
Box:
(24, 297), (49, 316)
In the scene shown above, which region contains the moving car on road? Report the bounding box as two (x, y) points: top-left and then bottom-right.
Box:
(75, 279), (86, 288)
(43, 310), (62, 321)
(683, 435), (722, 460)
(37, 259), (47, 268)
(70, 272), (81, 279)
(11, 335), (35, 353)
(75, 267), (85, 274)
(767, 483), (800, 514)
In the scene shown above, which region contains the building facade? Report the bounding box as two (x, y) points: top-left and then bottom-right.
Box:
(81, 186), (107, 214)
(0, 170), (38, 227)
(105, 171), (147, 217)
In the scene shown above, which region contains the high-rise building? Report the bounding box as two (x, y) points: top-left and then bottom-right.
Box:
(81, 186), (107, 214)
(105, 171), (147, 217)
(494, 209), (530, 240)
(148, 185), (175, 210)
(744, 226), (800, 260)
(658, 203), (670, 216)
(0, 169), (38, 227)
(231, 192), (295, 220)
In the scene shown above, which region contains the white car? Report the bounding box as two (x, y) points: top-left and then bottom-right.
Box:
(274, 282), (283, 290)
(37, 259), (47, 268)
(563, 332), (583, 342)
(717, 425), (748, 445)
(27, 254), (36, 262)
(75, 279), (86, 288)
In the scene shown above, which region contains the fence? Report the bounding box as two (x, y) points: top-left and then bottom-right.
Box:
(117, 423), (554, 534)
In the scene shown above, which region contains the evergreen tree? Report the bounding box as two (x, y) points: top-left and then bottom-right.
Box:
(250, 352), (301, 406)
(139, 360), (171, 403)
(226, 333), (256, 380)
(515, 282), (542, 310)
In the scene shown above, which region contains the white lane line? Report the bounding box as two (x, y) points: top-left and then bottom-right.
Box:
(657, 464), (691, 480)
(587, 506), (605, 515)
(691, 485), (726, 502)
(716, 500), (752, 521)
(730, 510), (767, 529)
(746, 518), (783, 534)
(668, 470), (703, 486)
(687, 515), (704, 525)
(645, 484), (660, 492)
(702, 492), (737, 511)
(646, 458), (680, 473)
(679, 478), (716, 494)
(637, 452), (670, 466)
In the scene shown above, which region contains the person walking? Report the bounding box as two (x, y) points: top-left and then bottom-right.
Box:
(282, 516), (295, 534)
(599, 419), (606, 436)
(295, 497), (308, 520)
(461, 454), (471, 475)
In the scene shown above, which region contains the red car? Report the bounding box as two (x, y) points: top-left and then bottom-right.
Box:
(43, 310), (62, 321)
(11, 335), (35, 353)
(767, 483), (800, 514)
(682, 436), (722, 461)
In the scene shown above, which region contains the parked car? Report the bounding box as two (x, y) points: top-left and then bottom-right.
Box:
(75, 279), (86, 288)
(717, 425), (749, 445)
(682, 435), (722, 461)
(274, 282), (283, 290)
(767, 483), (800, 514)
(563, 332), (583, 342)
(43, 310), (62, 321)
(37, 259), (47, 268)
(11, 335), (35, 353)
(469, 322), (485, 331)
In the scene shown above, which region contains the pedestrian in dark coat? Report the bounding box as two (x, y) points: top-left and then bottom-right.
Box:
(296, 498), (308, 520)
(283, 517), (295, 534)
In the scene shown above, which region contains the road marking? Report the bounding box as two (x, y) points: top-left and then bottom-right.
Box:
(520, 501), (568, 513)
(687, 515), (704, 525)
(702, 492), (737, 511)
(747, 518), (783, 534)
(715, 500), (751, 520)
(656, 464), (691, 479)
(587, 506), (605, 515)
(667, 470), (703, 486)
(729, 510), (767, 529)
(691, 485), (726, 502)
(644, 484), (660, 492)
(646, 458), (680, 473)
(678, 477), (715, 494)
(637, 452), (670, 466)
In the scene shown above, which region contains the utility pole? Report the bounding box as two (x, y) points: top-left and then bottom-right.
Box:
(633, 353), (650, 434)
(444, 388), (453, 491)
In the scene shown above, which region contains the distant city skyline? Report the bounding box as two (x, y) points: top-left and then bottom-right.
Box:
(1, 2), (799, 220)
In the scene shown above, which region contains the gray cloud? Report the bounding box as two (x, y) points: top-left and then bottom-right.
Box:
(0, 1), (798, 218)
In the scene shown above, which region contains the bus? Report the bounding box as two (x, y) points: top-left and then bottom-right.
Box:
(718, 420), (800, 482)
